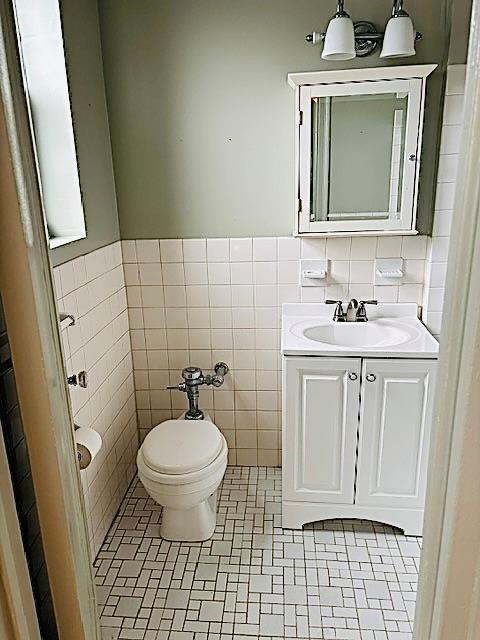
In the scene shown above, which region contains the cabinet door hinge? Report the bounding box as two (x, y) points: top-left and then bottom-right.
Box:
(299, 110), (303, 125)
(298, 198), (303, 213)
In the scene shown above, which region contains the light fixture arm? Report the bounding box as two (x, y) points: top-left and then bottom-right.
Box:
(392, 0), (409, 18)
(334, 0), (349, 18)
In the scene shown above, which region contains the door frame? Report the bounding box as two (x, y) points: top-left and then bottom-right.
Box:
(0, 1), (100, 637)
(1, 0), (480, 636)
(0, 424), (41, 640)
(414, 0), (480, 636)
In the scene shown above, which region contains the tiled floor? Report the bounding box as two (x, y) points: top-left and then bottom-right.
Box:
(95, 467), (420, 640)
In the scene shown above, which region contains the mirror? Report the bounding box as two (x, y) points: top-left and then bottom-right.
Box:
(311, 92), (407, 222)
(289, 66), (436, 236)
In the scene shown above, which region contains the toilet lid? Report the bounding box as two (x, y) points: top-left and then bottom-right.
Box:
(141, 420), (223, 475)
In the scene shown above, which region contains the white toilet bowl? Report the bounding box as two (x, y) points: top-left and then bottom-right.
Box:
(137, 419), (228, 541)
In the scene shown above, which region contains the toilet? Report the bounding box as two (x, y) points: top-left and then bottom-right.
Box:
(137, 419), (228, 541)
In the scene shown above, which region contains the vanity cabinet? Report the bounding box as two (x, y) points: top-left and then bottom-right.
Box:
(282, 356), (437, 535)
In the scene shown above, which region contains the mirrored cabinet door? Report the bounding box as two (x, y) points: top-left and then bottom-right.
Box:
(296, 78), (424, 235)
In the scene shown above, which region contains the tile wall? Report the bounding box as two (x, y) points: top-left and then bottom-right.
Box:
(423, 64), (466, 339)
(53, 241), (138, 557)
(123, 234), (429, 467)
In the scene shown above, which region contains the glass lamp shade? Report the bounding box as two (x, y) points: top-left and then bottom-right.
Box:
(380, 15), (416, 58)
(321, 16), (356, 60)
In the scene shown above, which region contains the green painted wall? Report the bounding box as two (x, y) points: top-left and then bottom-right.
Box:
(50, 0), (119, 266)
(449, 0), (472, 63)
(98, 0), (452, 239)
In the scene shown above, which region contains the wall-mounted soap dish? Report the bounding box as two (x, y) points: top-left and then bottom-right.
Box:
(375, 258), (404, 285)
(300, 259), (328, 286)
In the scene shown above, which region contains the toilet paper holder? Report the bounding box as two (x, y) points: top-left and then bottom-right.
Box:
(74, 425), (102, 469)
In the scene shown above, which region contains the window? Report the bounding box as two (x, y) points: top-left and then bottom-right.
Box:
(13, 0), (86, 248)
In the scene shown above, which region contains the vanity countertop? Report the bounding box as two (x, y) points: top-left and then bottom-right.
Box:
(282, 303), (439, 359)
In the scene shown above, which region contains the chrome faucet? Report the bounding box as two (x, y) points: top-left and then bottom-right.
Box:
(346, 299), (358, 322)
(326, 299), (378, 322)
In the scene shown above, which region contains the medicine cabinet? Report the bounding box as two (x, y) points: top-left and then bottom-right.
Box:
(288, 65), (436, 236)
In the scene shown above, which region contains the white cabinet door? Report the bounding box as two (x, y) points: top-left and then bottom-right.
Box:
(355, 359), (437, 509)
(283, 357), (361, 504)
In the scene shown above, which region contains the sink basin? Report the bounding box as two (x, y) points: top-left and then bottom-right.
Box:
(295, 318), (419, 348)
(282, 303), (439, 357)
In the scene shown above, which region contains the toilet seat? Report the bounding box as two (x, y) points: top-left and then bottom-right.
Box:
(138, 419), (227, 487)
(142, 419), (223, 475)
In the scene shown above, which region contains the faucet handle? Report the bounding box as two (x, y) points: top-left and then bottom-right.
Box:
(356, 300), (378, 322)
(325, 300), (346, 322)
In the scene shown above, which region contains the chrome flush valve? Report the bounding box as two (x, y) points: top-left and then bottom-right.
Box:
(167, 363), (230, 420)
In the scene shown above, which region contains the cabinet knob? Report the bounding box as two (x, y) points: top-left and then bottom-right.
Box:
(348, 372), (358, 381)
(366, 373), (376, 382)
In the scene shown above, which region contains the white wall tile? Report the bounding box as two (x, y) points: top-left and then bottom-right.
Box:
(437, 154), (458, 183)
(432, 210), (452, 237)
(349, 261), (374, 284)
(431, 236), (450, 262)
(401, 235), (427, 259)
(160, 239), (183, 262)
(208, 262), (231, 285)
(434, 182), (456, 210)
(207, 238), (229, 262)
(182, 238), (206, 262)
(429, 262), (448, 288)
(254, 261), (277, 285)
(440, 124), (463, 155)
(301, 287), (326, 303)
(186, 285), (209, 307)
(162, 263), (185, 286)
(141, 286), (164, 307)
(208, 285), (232, 307)
(328, 260), (350, 284)
(253, 237), (277, 261)
(398, 284), (423, 304)
(351, 237), (377, 259)
(139, 263), (163, 285)
(442, 94), (464, 125)
(136, 240), (160, 263)
(277, 237), (300, 260)
(427, 287), (445, 312)
(300, 238), (326, 259)
(231, 262), (253, 285)
(184, 262), (208, 285)
(326, 237), (351, 260)
(143, 308), (165, 329)
(230, 238), (252, 262)
(376, 236), (402, 258)
(122, 240), (137, 263)
(278, 261), (298, 285)
(164, 286), (186, 307)
(446, 64), (466, 95)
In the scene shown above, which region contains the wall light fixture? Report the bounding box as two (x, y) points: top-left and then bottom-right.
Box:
(306, 0), (422, 60)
